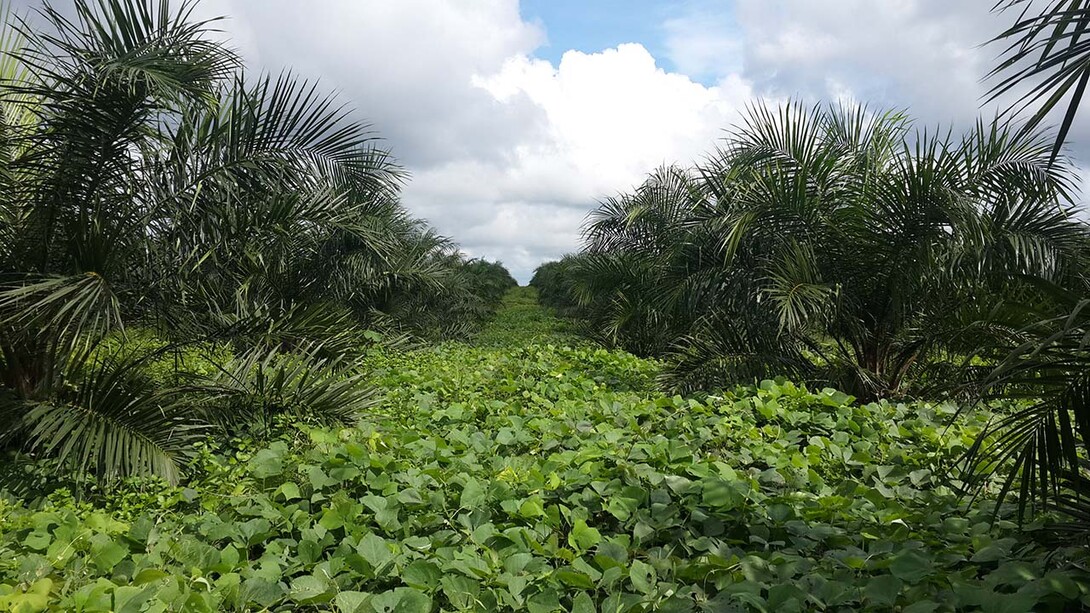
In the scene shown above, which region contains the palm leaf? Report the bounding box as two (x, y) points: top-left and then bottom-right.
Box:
(987, 0), (1090, 165)
(0, 349), (204, 484)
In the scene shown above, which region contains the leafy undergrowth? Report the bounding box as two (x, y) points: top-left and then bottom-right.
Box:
(1, 289), (1089, 611)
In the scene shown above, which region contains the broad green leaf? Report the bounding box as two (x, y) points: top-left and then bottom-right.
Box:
(249, 448), (285, 478)
(519, 497), (545, 518)
(298, 539), (323, 565)
(402, 561), (442, 590)
(526, 588), (562, 613)
(290, 575), (333, 604)
(240, 577), (285, 608)
(89, 535), (128, 573)
(277, 482), (302, 501)
(440, 575), (479, 610)
(572, 592), (596, 613)
(22, 532), (51, 551)
(357, 533), (395, 571)
(864, 575), (903, 607)
(460, 477), (487, 508)
(496, 428), (517, 445)
(554, 568), (595, 589)
(334, 591), (370, 613)
(889, 551), (933, 583)
(370, 588), (431, 613)
(605, 496), (640, 521)
(629, 560), (656, 594)
(702, 480), (743, 510)
(132, 569), (169, 585)
(569, 519), (602, 551)
(1041, 571), (1081, 599)
(903, 601), (940, 613)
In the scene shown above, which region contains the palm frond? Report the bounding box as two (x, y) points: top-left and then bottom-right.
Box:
(0, 349), (204, 484)
(986, 0), (1090, 164)
(193, 342), (379, 430)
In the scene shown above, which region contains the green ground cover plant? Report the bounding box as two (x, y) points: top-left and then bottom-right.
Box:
(1, 0), (1089, 609)
(1, 288), (1087, 612)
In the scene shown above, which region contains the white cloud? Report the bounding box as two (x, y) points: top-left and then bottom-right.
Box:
(201, 0), (547, 168)
(395, 42), (755, 278)
(733, 0), (1000, 125)
(213, 0), (1086, 282)
(410, 43), (753, 277)
(474, 44), (750, 195)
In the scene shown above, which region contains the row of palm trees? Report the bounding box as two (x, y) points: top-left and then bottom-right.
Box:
(535, 1), (1090, 532)
(532, 104), (1090, 526)
(538, 104), (1086, 395)
(0, 0), (516, 486)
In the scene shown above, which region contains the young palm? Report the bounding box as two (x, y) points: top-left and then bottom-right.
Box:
(0, 0), (497, 485)
(571, 103), (1083, 401)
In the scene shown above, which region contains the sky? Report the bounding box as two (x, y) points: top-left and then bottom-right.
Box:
(13, 0), (1089, 283)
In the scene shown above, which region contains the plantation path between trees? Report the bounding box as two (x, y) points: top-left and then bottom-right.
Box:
(2, 287), (1089, 611)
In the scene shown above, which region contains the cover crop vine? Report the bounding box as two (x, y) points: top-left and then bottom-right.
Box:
(1, 289), (1087, 611)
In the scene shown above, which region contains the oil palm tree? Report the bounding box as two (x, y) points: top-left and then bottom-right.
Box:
(0, 0), (506, 485)
(572, 103), (1086, 400)
(578, 164), (708, 356)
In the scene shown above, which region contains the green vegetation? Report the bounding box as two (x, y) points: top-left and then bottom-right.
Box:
(0, 0), (520, 485)
(529, 258), (584, 318)
(531, 103), (1090, 535)
(987, 0), (1090, 164)
(535, 105), (1084, 399)
(974, 0), (1090, 530)
(1, 0), (1090, 610)
(0, 288), (1087, 611)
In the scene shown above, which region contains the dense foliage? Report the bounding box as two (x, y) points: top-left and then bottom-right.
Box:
(459, 259), (520, 316)
(2, 0), (1090, 609)
(539, 105), (1087, 400)
(972, 0), (1090, 531)
(1, 289), (1088, 611)
(529, 258), (583, 316)
(0, 0), (517, 485)
(533, 103), (1090, 534)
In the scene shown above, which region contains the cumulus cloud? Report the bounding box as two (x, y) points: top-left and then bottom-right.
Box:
(474, 45), (750, 195)
(405, 43), (753, 278)
(199, 0), (547, 168)
(207, 0), (763, 282)
(732, 0), (998, 125)
(181, 2), (766, 281)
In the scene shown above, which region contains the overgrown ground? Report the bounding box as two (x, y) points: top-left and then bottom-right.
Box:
(1, 288), (1089, 612)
